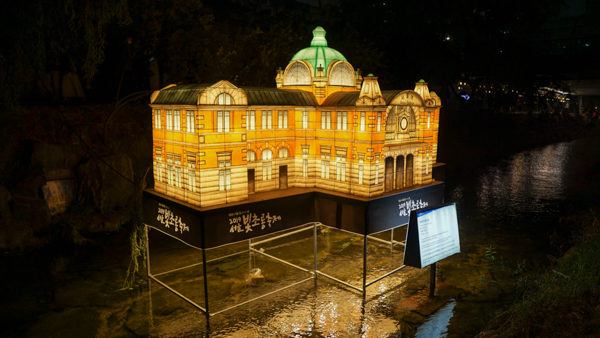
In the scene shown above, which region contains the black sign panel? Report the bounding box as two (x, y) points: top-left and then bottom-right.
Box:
(314, 193), (367, 234)
(143, 182), (445, 248)
(202, 192), (315, 248)
(403, 202), (460, 268)
(403, 211), (422, 268)
(143, 191), (203, 247)
(366, 182), (444, 234)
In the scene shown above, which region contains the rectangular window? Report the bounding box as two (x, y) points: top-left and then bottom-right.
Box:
(262, 110), (272, 129)
(173, 110), (181, 131)
(321, 111), (331, 130)
(302, 111), (309, 129)
(187, 166), (196, 192)
(376, 112), (382, 132)
(154, 110), (161, 129)
(186, 111), (194, 133)
(217, 111), (231, 132)
(218, 160), (231, 191)
(247, 111), (256, 130)
(359, 112), (366, 131)
(358, 161), (364, 184)
(186, 155), (196, 192)
(336, 111), (347, 130)
(174, 163), (182, 188)
(277, 110), (288, 129)
(427, 112), (431, 129)
(166, 110), (173, 130)
(155, 157), (163, 182)
(336, 157), (346, 181)
(320, 160), (330, 179)
(262, 162), (272, 180)
(302, 159), (308, 178)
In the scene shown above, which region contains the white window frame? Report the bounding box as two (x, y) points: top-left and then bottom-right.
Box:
(262, 111), (272, 129)
(335, 157), (346, 181)
(166, 110), (173, 130)
(376, 112), (382, 132)
(302, 159), (308, 178)
(247, 150), (256, 162)
(187, 164), (196, 192)
(336, 111), (347, 130)
(218, 160), (231, 191)
(215, 93), (233, 105)
(321, 111), (331, 130)
(247, 111), (256, 130)
(174, 161), (182, 188)
(278, 111), (288, 129)
(278, 147), (288, 159)
(154, 110), (161, 129)
(359, 112), (366, 132)
(173, 110), (181, 131)
(320, 159), (330, 179)
(358, 160), (364, 184)
(217, 111), (231, 132)
(186, 111), (194, 133)
(155, 157), (163, 182)
(302, 111), (309, 129)
(262, 149), (273, 161)
(262, 150), (272, 180)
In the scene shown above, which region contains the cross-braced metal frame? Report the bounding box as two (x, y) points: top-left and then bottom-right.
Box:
(145, 220), (412, 333)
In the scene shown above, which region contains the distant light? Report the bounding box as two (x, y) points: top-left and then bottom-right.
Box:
(444, 34), (452, 41)
(584, 42), (591, 47)
(460, 94), (470, 101)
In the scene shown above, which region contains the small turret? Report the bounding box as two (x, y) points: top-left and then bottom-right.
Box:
(356, 73), (385, 105)
(275, 67), (284, 88)
(414, 79), (431, 99)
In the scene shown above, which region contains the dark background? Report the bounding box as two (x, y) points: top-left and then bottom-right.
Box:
(1, 0), (599, 107)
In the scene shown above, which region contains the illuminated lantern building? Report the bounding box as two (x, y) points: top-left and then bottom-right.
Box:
(150, 27), (441, 207)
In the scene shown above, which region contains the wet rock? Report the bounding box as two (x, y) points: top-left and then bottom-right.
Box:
(27, 308), (101, 338)
(246, 267), (265, 285)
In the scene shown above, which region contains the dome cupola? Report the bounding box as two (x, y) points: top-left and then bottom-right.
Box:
(290, 26), (348, 77)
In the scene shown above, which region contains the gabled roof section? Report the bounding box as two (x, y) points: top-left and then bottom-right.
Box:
(243, 88), (318, 106)
(321, 91), (359, 106)
(151, 84), (209, 105)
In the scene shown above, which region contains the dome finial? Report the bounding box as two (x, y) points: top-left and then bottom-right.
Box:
(311, 26), (327, 47)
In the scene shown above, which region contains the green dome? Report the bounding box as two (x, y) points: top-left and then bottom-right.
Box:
(290, 26), (347, 76)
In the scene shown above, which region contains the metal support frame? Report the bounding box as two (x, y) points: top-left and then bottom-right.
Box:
(145, 221), (418, 332)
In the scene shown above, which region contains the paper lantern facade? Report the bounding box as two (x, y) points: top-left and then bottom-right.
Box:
(150, 27), (441, 207)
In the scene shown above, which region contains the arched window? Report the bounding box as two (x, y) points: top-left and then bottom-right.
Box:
(329, 62), (355, 86)
(247, 150), (256, 162)
(283, 62), (311, 85)
(262, 149), (273, 161)
(215, 93), (234, 105)
(278, 147), (289, 159)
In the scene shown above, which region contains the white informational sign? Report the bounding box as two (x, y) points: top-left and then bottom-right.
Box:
(416, 204), (460, 267)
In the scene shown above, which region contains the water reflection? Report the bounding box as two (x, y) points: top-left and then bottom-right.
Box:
(415, 299), (456, 338)
(460, 142), (571, 224)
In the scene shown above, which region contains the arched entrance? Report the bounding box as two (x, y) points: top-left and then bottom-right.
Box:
(406, 154), (414, 186)
(395, 155), (404, 189)
(384, 157), (394, 192)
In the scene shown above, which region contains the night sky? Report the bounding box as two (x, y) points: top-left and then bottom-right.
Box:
(1, 0), (599, 106)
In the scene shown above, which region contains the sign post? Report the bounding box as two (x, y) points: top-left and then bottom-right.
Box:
(403, 203), (460, 296)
